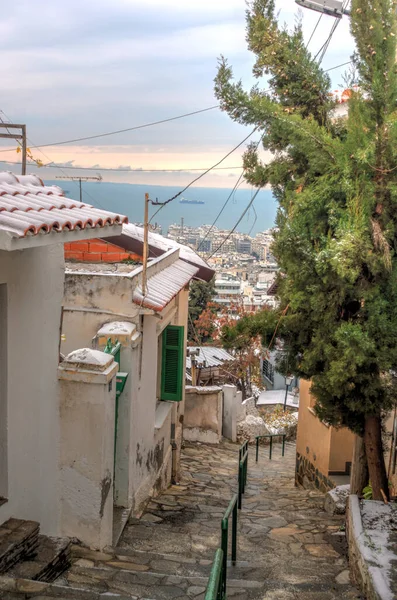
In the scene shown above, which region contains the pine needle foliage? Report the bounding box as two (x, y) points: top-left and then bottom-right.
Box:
(215, 0), (397, 498)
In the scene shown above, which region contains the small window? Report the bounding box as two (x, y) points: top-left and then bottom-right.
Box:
(160, 325), (184, 402)
(262, 359), (274, 384)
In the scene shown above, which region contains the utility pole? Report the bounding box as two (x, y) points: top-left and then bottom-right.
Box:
(0, 123), (27, 175)
(142, 193), (150, 297)
(55, 175), (102, 203)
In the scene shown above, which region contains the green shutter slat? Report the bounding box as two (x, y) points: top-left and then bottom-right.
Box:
(161, 325), (184, 401)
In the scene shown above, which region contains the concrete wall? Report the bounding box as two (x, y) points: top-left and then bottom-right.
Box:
(62, 269), (189, 519)
(223, 385), (238, 442)
(62, 271), (141, 355)
(0, 245), (64, 535)
(58, 351), (118, 549)
(184, 386), (223, 443)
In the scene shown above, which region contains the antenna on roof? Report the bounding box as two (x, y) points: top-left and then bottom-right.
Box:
(55, 175), (102, 203)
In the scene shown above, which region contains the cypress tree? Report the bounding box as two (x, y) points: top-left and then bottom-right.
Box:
(215, 0), (397, 499)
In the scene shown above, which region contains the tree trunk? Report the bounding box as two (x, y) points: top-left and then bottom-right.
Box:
(364, 414), (389, 501)
(350, 435), (368, 496)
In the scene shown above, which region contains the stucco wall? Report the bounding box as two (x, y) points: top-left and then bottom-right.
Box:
(329, 426), (354, 473)
(184, 387), (223, 444)
(0, 245), (64, 535)
(61, 269), (189, 518)
(296, 380), (331, 476)
(62, 271), (140, 355)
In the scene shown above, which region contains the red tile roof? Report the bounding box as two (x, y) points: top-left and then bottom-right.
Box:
(0, 172), (128, 238)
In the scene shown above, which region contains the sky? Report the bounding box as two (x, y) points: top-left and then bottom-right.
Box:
(0, 0), (356, 188)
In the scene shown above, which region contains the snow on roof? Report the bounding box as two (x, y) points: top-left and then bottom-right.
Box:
(0, 172), (128, 240)
(257, 389), (299, 408)
(186, 346), (235, 369)
(104, 222), (214, 282)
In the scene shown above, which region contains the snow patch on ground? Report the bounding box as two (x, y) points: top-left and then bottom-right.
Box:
(359, 500), (397, 600)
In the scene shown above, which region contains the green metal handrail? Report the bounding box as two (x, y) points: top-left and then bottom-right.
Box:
(255, 433), (286, 461)
(238, 441), (248, 509)
(221, 493), (238, 598)
(104, 337), (121, 366)
(206, 445), (248, 599)
(204, 548), (224, 600)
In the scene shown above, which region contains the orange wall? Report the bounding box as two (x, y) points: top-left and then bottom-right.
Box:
(296, 379), (332, 476)
(65, 239), (141, 263)
(329, 426), (354, 473)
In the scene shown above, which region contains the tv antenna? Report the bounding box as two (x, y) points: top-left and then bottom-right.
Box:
(55, 174), (102, 202)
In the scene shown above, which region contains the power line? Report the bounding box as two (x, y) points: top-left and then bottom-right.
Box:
(2, 105), (219, 151)
(325, 60), (352, 72)
(315, 19), (340, 64)
(0, 59), (351, 156)
(247, 203), (258, 237)
(149, 127), (258, 222)
(197, 172), (245, 251)
(208, 187), (262, 258)
(306, 13), (323, 48)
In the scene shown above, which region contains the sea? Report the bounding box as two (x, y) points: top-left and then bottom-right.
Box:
(46, 180), (278, 237)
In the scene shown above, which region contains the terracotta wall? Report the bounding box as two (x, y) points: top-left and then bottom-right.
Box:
(65, 239), (141, 263)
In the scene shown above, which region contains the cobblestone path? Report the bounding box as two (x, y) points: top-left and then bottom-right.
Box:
(52, 440), (363, 599)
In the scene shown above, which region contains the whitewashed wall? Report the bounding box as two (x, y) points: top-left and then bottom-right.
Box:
(0, 244), (64, 535)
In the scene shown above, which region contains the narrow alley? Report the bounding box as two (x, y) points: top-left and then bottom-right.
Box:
(54, 440), (362, 599)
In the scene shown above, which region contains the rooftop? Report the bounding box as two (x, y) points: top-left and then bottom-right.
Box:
(0, 172), (128, 250)
(186, 346), (235, 369)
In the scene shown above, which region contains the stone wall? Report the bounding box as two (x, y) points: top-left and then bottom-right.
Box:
(295, 452), (334, 493)
(346, 495), (395, 600)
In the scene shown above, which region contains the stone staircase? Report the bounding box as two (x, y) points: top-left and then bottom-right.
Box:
(0, 441), (363, 600)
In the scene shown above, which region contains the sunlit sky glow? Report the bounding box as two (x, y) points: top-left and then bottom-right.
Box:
(0, 0), (355, 187)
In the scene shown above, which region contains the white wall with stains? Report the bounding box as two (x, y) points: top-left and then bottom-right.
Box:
(0, 244), (64, 535)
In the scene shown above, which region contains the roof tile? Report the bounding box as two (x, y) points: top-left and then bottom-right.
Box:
(132, 259), (199, 311)
(0, 172), (128, 238)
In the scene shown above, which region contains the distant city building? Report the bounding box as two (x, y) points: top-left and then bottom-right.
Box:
(236, 238), (252, 254)
(198, 238), (212, 253)
(214, 274), (242, 308)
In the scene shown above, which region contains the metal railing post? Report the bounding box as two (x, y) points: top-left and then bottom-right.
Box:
(221, 520), (228, 597)
(269, 436), (273, 460)
(238, 461), (243, 509)
(245, 446), (248, 487)
(256, 436), (259, 462)
(282, 434), (286, 457)
(232, 500), (238, 565)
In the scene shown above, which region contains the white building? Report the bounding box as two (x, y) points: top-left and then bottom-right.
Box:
(62, 224), (214, 546)
(213, 274), (242, 308)
(0, 172), (127, 538)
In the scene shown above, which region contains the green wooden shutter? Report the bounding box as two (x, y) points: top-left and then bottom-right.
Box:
(161, 325), (184, 401)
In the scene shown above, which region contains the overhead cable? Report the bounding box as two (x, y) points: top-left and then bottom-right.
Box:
(149, 127), (258, 223)
(208, 187), (262, 258)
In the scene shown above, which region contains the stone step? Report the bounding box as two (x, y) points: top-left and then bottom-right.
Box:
(70, 544), (266, 581)
(7, 535), (71, 582)
(54, 564), (264, 599)
(0, 519), (40, 573)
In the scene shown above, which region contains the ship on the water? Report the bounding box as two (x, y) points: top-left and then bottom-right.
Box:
(179, 196), (204, 205)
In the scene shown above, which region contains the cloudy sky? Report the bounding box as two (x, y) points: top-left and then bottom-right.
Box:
(0, 0), (355, 187)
